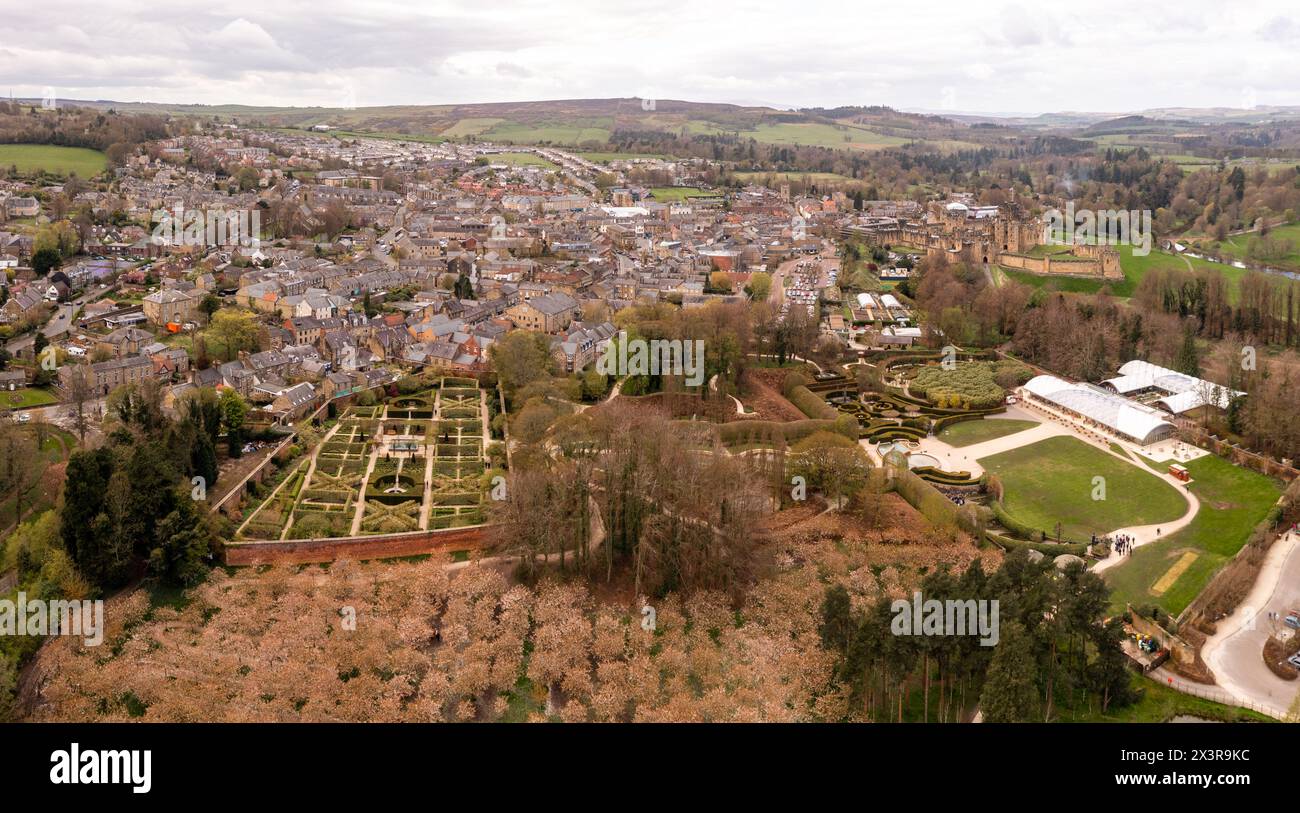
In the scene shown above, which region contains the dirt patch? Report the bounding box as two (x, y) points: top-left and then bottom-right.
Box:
(761, 492), (1000, 612)
(739, 369), (811, 422)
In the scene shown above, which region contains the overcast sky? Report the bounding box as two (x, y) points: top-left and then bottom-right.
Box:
(4, 0), (1299, 115)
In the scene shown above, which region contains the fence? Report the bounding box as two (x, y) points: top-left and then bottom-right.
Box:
(1148, 674), (1295, 721)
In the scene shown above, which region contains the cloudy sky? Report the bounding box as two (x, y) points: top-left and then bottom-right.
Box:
(4, 0), (1300, 115)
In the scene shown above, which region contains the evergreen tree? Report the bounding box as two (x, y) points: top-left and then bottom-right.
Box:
(1174, 325), (1200, 376)
(149, 495), (214, 587)
(979, 620), (1039, 722)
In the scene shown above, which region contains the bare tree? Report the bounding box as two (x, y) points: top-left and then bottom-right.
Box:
(65, 363), (94, 444)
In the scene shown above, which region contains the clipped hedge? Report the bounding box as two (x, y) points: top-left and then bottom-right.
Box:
(890, 465), (980, 534)
(719, 414), (858, 448)
(984, 531), (1089, 558)
(911, 466), (981, 486)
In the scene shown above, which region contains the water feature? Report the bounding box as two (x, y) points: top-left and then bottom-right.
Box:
(383, 457), (407, 493)
(907, 453), (941, 469)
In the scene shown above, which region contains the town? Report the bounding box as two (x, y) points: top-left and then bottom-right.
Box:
(3, 59), (1300, 740)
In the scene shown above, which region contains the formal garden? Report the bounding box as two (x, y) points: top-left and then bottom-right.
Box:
(236, 378), (490, 540)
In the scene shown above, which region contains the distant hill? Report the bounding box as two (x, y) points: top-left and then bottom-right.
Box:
(38, 97), (989, 154)
(25, 96), (1300, 165)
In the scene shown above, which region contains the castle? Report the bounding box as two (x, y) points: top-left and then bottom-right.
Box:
(841, 197), (1122, 280)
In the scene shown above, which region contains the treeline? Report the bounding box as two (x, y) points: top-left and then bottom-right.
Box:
(61, 381), (228, 589)
(1135, 265), (1300, 347)
(906, 248), (1300, 459)
(818, 551), (1135, 722)
(0, 103), (168, 166)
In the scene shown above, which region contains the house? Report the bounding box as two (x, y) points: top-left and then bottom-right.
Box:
(271, 382), (318, 422)
(505, 291), (579, 333)
(322, 371), (356, 399)
(96, 327), (153, 359)
(142, 288), (198, 327)
(43, 280), (71, 302)
(0, 287), (43, 324)
(551, 321), (617, 372)
(5, 197), (39, 218)
(63, 355), (154, 396)
(0, 369), (25, 391)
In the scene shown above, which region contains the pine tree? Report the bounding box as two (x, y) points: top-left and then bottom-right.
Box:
(1174, 325), (1200, 376)
(979, 620), (1039, 722)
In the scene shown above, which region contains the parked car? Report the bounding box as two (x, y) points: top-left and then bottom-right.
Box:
(1284, 614), (1300, 630)
(15, 412), (31, 423)
(1288, 653), (1300, 669)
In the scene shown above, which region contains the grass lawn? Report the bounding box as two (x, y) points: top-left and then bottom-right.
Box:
(484, 151), (559, 170)
(441, 117), (505, 138)
(0, 144), (108, 178)
(978, 435), (1187, 540)
(478, 119), (613, 144)
(1000, 244), (1249, 300)
(683, 120), (907, 151)
(937, 418), (1039, 447)
(1, 387), (58, 409)
(1059, 672), (1274, 723)
(1187, 221), (1300, 273)
(647, 187), (717, 203)
(1104, 453), (1281, 616)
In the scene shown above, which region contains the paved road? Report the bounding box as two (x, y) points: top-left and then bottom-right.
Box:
(43, 284), (119, 339)
(1201, 531), (1300, 719)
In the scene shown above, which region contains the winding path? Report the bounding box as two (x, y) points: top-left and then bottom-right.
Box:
(1198, 530), (1300, 719)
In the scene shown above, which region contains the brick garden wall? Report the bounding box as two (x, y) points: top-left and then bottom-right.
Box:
(223, 524), (490, 566)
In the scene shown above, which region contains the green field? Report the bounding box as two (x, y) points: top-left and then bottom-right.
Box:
(999, 243), (1250, 300)
(937, 418), (1039, 447)
(1105, 453), (1281, 616)
(979, 435), (1187, 541)
(0, 144), (108, 178)
(1, 387), (58, 409)
(483, 152), (559, 170)
(473, 119), (613, 145)
(0, 424), (75, 531)
(682, 120), (908, 151)
(648, 187), (717, 203)
(1187, 222), (1300, 273)
(441, 117), (506, 138)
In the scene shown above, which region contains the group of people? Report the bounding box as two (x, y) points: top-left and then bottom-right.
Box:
(1102, 530), (1133, 554)
(938, 487), (970, 506)
(1095, 532), (1136, 556)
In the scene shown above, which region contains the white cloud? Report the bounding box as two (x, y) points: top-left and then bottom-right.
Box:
(1, 0), (1297, 114)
